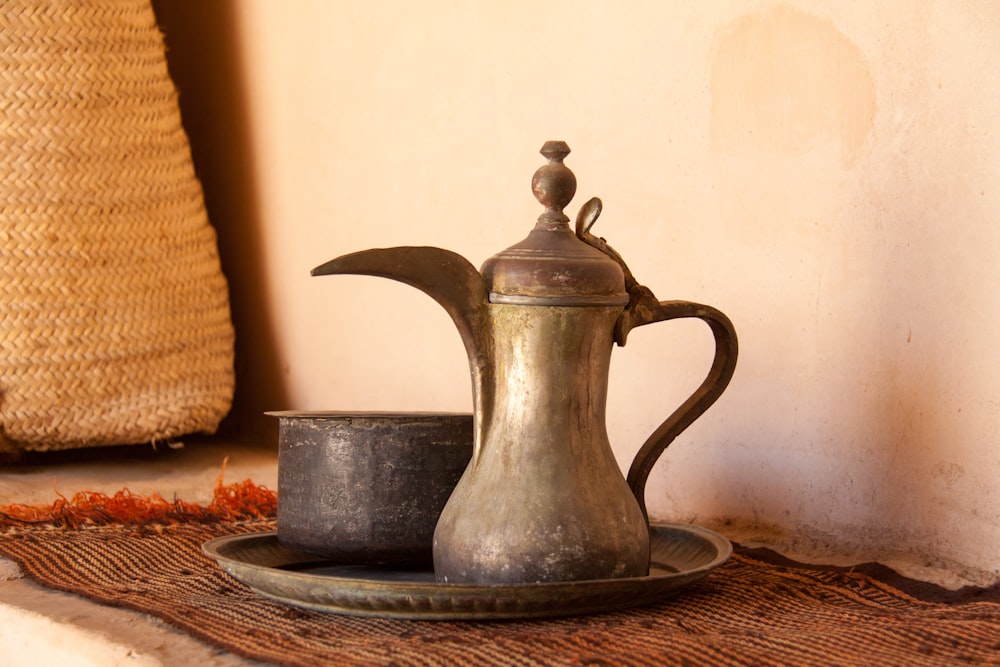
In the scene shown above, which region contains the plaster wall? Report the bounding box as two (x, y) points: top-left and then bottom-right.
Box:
(158, 1), (1000, 584)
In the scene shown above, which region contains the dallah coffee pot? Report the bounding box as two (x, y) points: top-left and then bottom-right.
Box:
(313, 141), (737, 585)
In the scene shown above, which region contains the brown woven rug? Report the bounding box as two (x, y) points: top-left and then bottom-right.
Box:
(0, 492), (998, 666)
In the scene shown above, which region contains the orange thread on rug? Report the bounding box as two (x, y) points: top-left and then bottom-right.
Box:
(0, 458), (277, 529)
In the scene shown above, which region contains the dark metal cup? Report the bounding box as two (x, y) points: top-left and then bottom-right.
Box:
(270, 411), (473, 564)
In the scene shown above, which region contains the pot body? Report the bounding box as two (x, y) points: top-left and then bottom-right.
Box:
(433, 305), (649, 583)
(274, 411), (472, 564)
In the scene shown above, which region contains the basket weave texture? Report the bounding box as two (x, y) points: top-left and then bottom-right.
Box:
(0, 0), (235, 451)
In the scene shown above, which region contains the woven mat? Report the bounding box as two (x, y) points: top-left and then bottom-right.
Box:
(0, 519), (998, 666)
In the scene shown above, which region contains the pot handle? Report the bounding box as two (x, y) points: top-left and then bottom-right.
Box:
(618, 293), (738, 520)
(575, 197), (739, 519)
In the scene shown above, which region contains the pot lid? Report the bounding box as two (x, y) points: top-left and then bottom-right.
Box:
(480, 141), (628, 306)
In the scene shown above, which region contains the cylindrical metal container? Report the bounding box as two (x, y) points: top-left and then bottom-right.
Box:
(270, 411), (472, 564)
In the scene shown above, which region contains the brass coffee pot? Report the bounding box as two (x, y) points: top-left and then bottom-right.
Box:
(313, 141), (737, 584)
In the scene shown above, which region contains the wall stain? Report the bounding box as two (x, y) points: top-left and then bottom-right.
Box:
(711, 5), (876, 167)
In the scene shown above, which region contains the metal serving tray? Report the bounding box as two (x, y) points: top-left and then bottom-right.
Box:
(203, 522), (731, 621)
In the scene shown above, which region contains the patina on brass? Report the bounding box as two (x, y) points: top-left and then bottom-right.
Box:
(202, 522), (732, 620)
(270, 411), (472, 564)
(312, 141), (738, 585)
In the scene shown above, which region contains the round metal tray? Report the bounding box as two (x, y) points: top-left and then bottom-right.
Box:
(203, 523), (730, 620)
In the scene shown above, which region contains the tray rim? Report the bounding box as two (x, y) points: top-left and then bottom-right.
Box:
(203, 522), (731, 620)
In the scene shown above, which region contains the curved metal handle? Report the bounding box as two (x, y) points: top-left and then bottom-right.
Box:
(573, 197), (738, 519)
(621, 295), (738, 520)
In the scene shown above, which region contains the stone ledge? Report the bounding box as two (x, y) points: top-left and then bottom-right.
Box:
(0, 436), (277, 666)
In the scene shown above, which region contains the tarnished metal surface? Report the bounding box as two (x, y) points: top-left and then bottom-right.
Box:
(433, 304), (650, 583)
(481, 141), (629, 305)
(202, 523), (732, 620)
(271, 412), (472, 564)
(311, 141), (738, 585)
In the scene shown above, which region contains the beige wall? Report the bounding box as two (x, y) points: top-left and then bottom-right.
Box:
(158, 1), (1000, 585)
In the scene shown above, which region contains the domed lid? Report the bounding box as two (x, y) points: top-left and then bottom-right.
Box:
(480, 141), (628, 306)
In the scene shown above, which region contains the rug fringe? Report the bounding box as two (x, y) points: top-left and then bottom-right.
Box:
(0, 461), (276, 529)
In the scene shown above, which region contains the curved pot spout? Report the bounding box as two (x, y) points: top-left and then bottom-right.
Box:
(312, 247), (494, 458)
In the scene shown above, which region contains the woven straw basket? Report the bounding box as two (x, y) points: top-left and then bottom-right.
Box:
(0, 1), (235, 452)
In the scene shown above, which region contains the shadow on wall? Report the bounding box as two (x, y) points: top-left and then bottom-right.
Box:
(152, 1), (288, 442)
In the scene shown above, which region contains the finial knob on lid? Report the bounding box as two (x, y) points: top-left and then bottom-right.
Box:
(531, 140), (576, 224)
(479, 140), (628, 305)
